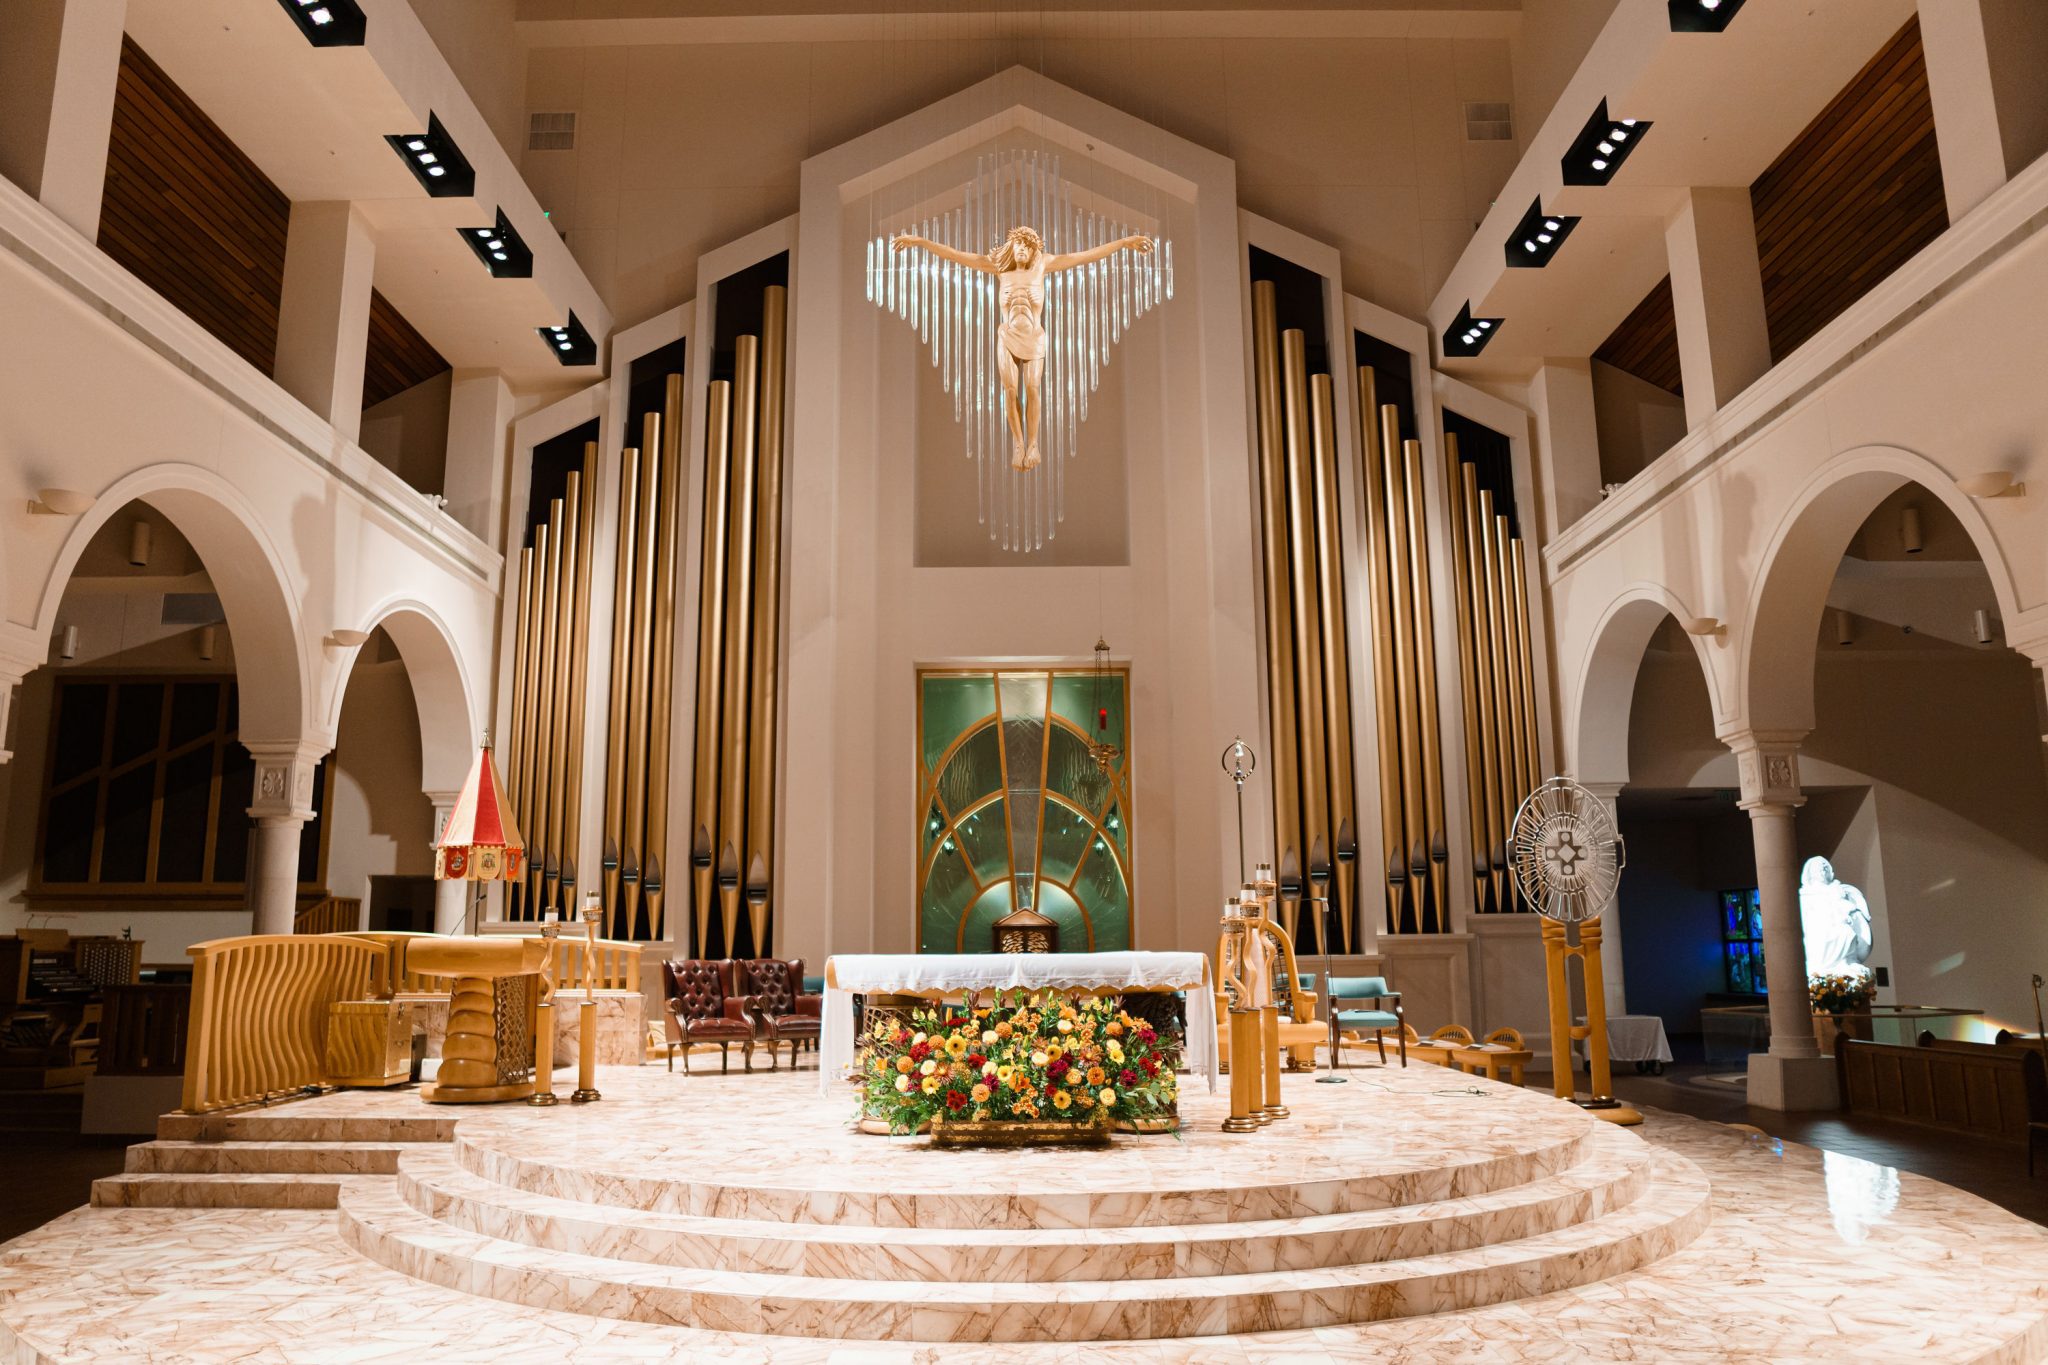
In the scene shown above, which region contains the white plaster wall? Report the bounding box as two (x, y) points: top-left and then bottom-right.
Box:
(358, 371), (452, 498)
(1589, 358), (1685, 489)
(325, 650), (433, 912)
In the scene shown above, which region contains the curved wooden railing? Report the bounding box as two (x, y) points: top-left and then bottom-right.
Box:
(181, 934), (383, 1113)
(294, 896), (362, 935)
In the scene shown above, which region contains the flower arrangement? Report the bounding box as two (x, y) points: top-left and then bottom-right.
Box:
(1809, 970), (1875, 1015)
(859, 989), (1181, 1134)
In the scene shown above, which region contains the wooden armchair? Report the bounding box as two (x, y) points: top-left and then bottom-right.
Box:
(738, 958), (823, 1071)
(660, 959), (758, 1074)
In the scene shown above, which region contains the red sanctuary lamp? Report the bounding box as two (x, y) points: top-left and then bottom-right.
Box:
(434, 736), (526, 934)
(1089, 636), (1120, 774)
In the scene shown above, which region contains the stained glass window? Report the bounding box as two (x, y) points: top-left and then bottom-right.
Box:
(1720, 888), (1766, 995)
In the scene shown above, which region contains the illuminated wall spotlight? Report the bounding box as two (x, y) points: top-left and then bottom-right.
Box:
(461, 209), (533, 279)
(274, 0), (366, 45)
(1442, 302), (1502, 359)
(1562, 99), (1651, 188)
(1504, 199), (1578, 269)
(538, 312), (597, 367)
(385, 114), (475, 198)
(1668, 0), (1748, 34)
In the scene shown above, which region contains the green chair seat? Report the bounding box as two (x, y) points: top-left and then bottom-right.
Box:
(1336, 1009), (1401, 1030)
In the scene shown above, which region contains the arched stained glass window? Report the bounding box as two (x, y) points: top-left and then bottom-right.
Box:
(917, 668), (1132, 954)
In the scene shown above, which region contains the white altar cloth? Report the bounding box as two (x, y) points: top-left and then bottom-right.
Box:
(821, 952), (1219, 1095)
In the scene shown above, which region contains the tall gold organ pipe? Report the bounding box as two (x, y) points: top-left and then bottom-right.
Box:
(1381, 412), (1426, 931)
(546, 473), (582, 914)
(1512, 538), (1543, 803)
(1356, 384), (1404, 934)
(1280, 330), (1327, 943)
(642, 379), (686, 943)
(1402, 438), (1447, 930)
(690, 382), (734, 956)
(1442, 436), (1488, 915)
(518, 524), (549, 915)
(536, 505), (564, 910)
(604, 451), (642, 926)
(1249, 283), (1300, 885)
(1462, 468), (1503, 911)
(1496, 513), (1530, 832)
(720, 336), (763, 953)
(622, 427), (662, 933)
(746, 286), (790, 947)
(1478, 489), (1514, 909)
(1308, 372), (1355, 956)
(507, 545), (534, 918)
(562, 444), (598, 923)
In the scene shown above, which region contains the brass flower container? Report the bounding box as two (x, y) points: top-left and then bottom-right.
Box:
(928, 1112), (1114, 1149)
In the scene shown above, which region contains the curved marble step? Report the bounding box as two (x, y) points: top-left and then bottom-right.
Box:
(339, 1148), (1712, 1342)
(449, 1120), (1596, 1231)
(123, 1139), (413, 1176)
(397, 1123), (1654, 1281)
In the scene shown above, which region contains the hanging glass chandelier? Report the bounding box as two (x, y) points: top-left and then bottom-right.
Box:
(867, 150), (1173, 553)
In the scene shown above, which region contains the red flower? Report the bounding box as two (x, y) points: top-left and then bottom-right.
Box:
(968, 1054), (987, 1069)
(945, 1090), (968, 1111)
(1119, 1069), (1139, 1087)
(1138, 1025), (1157, 1043)
(910, 1041), (932, 1063)
(1140, 1056), (1159, 1077)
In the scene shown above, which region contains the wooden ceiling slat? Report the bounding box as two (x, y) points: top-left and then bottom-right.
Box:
(1593, 276), (1681, 396)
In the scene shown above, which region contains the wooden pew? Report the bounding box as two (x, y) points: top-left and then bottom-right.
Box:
(1836, 1037), (2048, 1170)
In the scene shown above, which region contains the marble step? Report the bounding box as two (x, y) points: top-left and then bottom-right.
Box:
(155, 1110), (457, 1144)
(89, 1170), (385, 1209)
(339, 1149), (1713, 1342)
(123, 1139), (415, 1176)
(451, 1121), (1596, 1231)
(397, 1124), (1654, 1281)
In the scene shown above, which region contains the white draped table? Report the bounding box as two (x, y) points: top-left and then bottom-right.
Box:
(821, 952), (1219, 1095)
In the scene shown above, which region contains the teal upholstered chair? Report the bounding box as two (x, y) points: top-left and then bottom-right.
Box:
(1328, 976), (1405, 1067)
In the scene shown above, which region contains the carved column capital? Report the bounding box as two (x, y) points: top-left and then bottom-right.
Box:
(243, 740), (331, 822)
(1724, 730), (1807, 811)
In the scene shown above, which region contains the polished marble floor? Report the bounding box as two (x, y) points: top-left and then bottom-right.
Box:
(2, 1062), (2045, 1361)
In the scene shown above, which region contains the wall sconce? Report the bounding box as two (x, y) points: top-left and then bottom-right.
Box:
(326, 629), (371, 648)
(128, 520), (152, 567)
(59, 624), (79, 660)
(28, 488), (94, 516)
(1975, 609), (1996, 645)
(198, 624), (218, 661)
(1681, 617), (1726, 638)
(1957, 471), (2026, 499)
(1833, 609), (1855, 647)
(1900, 504), (1923, 554)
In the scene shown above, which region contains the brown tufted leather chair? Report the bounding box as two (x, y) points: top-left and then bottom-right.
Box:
(738, 958), (822, 1072)
(662, 959), (758, 1074)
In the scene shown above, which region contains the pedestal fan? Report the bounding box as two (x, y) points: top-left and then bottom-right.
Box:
(1508, 777), (1641, 1125)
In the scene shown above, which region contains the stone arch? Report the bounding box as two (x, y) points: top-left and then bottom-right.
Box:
(1567, 583), (1727, 787)
(324, 599), (478, 796)
(33, 464), (309, 744)
(1741, 445), (2022, 736)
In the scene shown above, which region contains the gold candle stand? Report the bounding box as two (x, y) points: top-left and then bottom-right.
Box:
(530, 918), (561, 1106)
(571, 900), (602, 1104)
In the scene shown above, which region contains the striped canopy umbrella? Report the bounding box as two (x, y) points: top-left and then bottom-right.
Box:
(434, 739), (525, 883)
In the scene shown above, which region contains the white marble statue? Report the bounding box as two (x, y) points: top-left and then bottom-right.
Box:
(1799, 855), (1873, 978)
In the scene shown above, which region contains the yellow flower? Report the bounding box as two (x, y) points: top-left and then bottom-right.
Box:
(1086, 1066), (1106, 1086)
(945, 1036), (968, 1059)
(1100, 1088), (1117, 1107)
(1107, 1042), (1125, 1064)
(895, 1073), (912, 1092)
(1045, 1046), (1063, 1063)
(971, 1083), (991, 1103)
(1052, 1089), (1073, 1110)
(921, 1075), (940, 1094)
(1010, 1071), (1031, 1093)
(1107, 1020), (1125, 1037)
(896, 1056), (914, 1074)
(995, 1063), (1014, 1082)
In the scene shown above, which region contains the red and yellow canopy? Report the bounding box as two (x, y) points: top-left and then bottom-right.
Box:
(434, 741), (525, 883)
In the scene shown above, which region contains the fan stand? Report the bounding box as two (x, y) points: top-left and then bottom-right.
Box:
(1541, 917), (1642, 1126)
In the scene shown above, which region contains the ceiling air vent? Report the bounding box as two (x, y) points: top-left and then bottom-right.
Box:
(528, 112), (577, 151)
(1464, 102), (1514, 142)
(161, 593), (225, 626)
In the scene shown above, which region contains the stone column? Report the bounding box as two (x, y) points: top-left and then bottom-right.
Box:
(443, 370), (515, 549)
(274, 202), (376, 443)
(1528, 359), (1603, 539)
(1729, 732), (1837, 1110)
(1918, 0), (2048, 221)
(243, 741), (328, 936)
(1580, 780), (1628, 1018)
(427, 791), (469, 934)
(0, 0), (126, 237)
(1665, 188), (1772, 431)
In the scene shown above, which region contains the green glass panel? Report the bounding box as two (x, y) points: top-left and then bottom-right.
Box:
(1103, 798), (1129, 860)
(1074, 839), (1131, 952)
(936, 725), (1002, 819)
(1050, 673), (1124, 755)
(921, 798), (945, 858)
(1046, 725), (1112, 817)
(959, 883), (1015, 955)
(996, 674), (1049, 896)
(920, 836), (979, 954)
(1039, 798), (1092, 883)
(922, 676), (996, 773)
(956, 798), (1008, 884)
(1037, 882), (1094, 952)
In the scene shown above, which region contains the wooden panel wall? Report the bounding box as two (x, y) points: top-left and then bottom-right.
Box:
(98, 39), (448, 411)
(1596, 18), (1944, 396)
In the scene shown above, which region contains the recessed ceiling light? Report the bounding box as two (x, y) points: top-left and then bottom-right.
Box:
(275, 0), (365, 44)
(460, 209), (533, 278)
(1668, 0), (1746, 31)
(1444, 302), (1501, 359)
(1504, 198), (1578, 268)
(386, 114), (474, 197)
(538, 312), (597, 366)
(1563, 100), (1649, 186)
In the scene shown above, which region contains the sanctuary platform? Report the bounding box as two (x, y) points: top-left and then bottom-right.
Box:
(6, 1063), (2048, 1361)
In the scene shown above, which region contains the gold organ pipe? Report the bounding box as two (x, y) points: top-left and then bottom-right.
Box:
(1356, 383), (1403, 933)
(746, 286), (789, 952)
(643, 378), (686, 944)
(691, 382), (734, 956)
(507, 545), (534, 919)
(604, 450), (642, 926)
(1512, 537), (1543, 802)
(1478, 489), (1514, 909)
(1249, 283), (1300, 890)
(1281, 330), (1326, 945)
(1462, 468), (1502, 912)
(1441, 436), (1488, 915)
(518, 525), (549, 916)
(547, 473), (582, 915)
(1308, 371), (1354, 956)
(1381, 410), (1426, 931)
(622, 424), (662, 935)
(1402, 437), (1447, 931)
(535, 504), (564, 911)
(563, 444), (598, 926)
(720, 336), (763, 954)
(1497, 514), (1530, 832)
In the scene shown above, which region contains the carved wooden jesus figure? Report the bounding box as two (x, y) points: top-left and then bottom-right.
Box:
(892, 225), (1152, 471)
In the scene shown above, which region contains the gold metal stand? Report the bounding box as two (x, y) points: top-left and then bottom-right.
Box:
(530, 919), (560, 1106)
(1541, 917), (1641, 1126)
(571, 901), (602, 1104)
